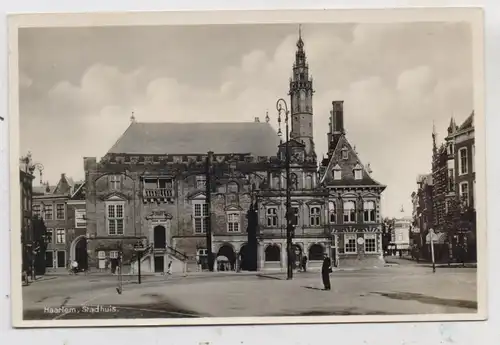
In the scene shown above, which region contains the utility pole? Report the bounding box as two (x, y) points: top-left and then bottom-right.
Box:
(205, 151), (214, 271)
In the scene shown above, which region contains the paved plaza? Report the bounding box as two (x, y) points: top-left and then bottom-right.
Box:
(22, 262), (477, 320)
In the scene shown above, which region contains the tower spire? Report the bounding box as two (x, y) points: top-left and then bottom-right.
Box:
(432, 120), (438, 154)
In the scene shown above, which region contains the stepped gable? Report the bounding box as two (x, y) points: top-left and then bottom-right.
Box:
(320, 134), (383, 187)
(107, 121), (281, 157)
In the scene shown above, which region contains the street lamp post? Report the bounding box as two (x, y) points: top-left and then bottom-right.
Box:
(276, 98), (294, 280)
(133, 240), (147, 284)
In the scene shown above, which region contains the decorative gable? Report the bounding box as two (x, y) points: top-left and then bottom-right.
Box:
(320, 134), (383, 188)
(102, 192), (128, 201)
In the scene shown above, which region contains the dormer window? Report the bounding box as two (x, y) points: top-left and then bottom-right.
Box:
(341, 147), (348, 160)
(333, 164), (342, 180)
(354, 164), (363, 180)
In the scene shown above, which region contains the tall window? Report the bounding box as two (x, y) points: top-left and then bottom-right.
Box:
(196, 175), (206, 189)
(56, 229), (65, 244)
(345, 234), (357, 253)
(266, 207), (278, 227)
(33, 204), (41, 217)
(291, 206), (300, 226)
(46, 228), (53, 244)
(363, 201), (376, 222)
(472, 145), (475, 172)
(364, 234), (377, 253)
(458, 147), (468, 175)
(354, 168), (363, 180)
(193, 201), (208, 233)
(328, 201), (336, 223)
(333, 165), (342, 180)
(44, 204), (53, 220)
(448, 169), (455, 192)
(309, 206), (321, 226)
(56, 203), (65, 220)
(341, 147), (348, 160)
(107, 202), (124, 235)
(75, 209), (86, 228)
(459, 182), (469, 206)
(305, 175), (313, 189)
(343, 201), (356, 223)
(109, 174), (122, 189)
(227, 212), (240, 232)
(290, 173), (298, 190)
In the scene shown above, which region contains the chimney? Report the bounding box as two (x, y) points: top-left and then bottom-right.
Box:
(331, 101), (345, 134)
(254, 117), (260, 123)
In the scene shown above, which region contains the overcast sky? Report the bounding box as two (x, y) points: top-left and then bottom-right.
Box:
(18, 22), (474, 218)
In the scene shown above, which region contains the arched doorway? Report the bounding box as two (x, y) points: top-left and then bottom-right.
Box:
(217, 244), (236, 271)
(265, 244), (281, 262)
(74, 237), (88, 270)
(153, 225), (166, 249)
(308, 243), (325, 261)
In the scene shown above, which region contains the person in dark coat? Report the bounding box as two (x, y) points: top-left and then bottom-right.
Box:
(302, 255), (308, 272)
(321, 255), (332, 290)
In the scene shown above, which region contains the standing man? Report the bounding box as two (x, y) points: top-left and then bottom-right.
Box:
(321, 254), (332, 291)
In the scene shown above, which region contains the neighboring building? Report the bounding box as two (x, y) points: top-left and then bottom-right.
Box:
(83, 29), (384, 272)
(445, 111), (476, 261)
(393, 217), (411, 253)
(20, 169), (34, 274)
(33, 174), (85, 272)
(319, 100), (386, 268)
(413, 173), (434, 258)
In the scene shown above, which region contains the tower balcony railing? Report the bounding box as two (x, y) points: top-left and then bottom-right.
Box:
(143, 188), (174, 198)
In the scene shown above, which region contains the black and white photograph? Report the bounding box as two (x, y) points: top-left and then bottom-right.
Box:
(8, 8), (486, 327)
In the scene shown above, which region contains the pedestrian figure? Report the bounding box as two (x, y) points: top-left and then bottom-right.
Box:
(302, 255), (308, 272)
(166, 261), (172, 275)
(321, 255), (332, 291)
(71, 260), (79, 275)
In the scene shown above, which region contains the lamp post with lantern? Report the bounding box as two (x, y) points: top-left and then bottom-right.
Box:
(276, 98), (294, 280)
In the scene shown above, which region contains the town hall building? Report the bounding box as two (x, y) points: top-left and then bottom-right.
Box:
(83, 29), (386, 273)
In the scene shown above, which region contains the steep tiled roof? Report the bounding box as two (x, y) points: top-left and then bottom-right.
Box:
(107, 122), (281, 157)
(320, 134), (384, 187)
(458, 111), (474, 131)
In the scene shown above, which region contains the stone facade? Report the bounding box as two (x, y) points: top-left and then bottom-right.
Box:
(32, 174), (86, 272)
(20, 169), (34, 273)
(82, 29), (386, 272)
(319, 101), (386, 269)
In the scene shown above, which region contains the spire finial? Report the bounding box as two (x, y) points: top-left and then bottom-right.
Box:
(400, 204), (404, 213)
(130, 111), (136, 123)
(299, 24), (302, 40)
(265, 110), (270, 123)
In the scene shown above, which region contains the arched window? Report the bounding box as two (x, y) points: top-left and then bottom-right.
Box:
(265, 244), (281, 262)
(343, 201), (356, 223)
(305, 174), (313, 189)
(328, 201), (336, 223)
(363, 201), (376, 222)
(308, 244), (324, 261)
(227, 182), (239, 193)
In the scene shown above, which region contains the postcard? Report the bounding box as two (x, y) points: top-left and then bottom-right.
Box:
(8, 8), (486, 327)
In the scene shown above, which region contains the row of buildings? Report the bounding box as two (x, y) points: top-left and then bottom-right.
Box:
(22, 30), (389, 274)
(410, 112), (476, 263)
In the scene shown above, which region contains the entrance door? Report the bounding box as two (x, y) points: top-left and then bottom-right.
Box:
(45, 251), (53, 268)
(154, 256), (164, 273)
(153, 225), (166, 249)
(57, 251), (66, 269)
(75, 238), (88, 270)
